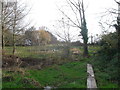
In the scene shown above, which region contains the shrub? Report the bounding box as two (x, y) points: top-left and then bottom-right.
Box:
(92, 32), (119, 84)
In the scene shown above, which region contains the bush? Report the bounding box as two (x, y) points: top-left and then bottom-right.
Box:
(92, 32), (119, 84)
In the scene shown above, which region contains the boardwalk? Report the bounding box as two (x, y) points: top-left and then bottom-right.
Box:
(87, 64), (97, 89)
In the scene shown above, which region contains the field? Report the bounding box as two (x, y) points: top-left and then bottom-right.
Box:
(2, 45), (119, 88)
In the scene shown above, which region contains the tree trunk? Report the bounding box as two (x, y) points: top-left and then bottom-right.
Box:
(12, 2), (17, 56)
(1, 2), (4, 50)
(2, 30), (5, 55)
(83, 41), (89, 57)
(63, 42), (71, 59)
(2, 27), (4, 50)
(13, 44), (15, 56)
(12, 33), (15, 56)
(81, 3), (89, 57)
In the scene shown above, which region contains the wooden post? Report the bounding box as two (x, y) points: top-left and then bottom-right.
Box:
(87, 64), (97, 89)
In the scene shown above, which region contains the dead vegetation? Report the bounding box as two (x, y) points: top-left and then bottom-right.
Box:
(2, 49), (81, 70)
(2, 55), (62, 70)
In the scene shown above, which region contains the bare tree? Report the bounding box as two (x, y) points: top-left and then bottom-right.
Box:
(1, 1), (11, 50)
(1, 0), (30, 55)
(53, 17), (77, 58)
(0, 1), (2, 71)
(1, 1), (17, 49)
(59, 0), (89, 57)
(114, 0), (120, 57)
(98, 0), (119, 34)
(54, 18), (73, 42)
(98, 0), (120, 47)
(114, 0), (120, 33)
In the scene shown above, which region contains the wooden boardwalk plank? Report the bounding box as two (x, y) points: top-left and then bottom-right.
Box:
(87, 64), (97, 88)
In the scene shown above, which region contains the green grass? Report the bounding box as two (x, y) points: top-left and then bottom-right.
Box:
(3, 45), (119, 88)
(27, 61), (87, 88)
(3, 61), (87, 88)
(2, 69), (37, 88)
(93, 67), (119, 88)
(4, 45), (63, 59)
(88, 58), (119, 88)
(88, 46), (100, 56)
(4, 45), (100, 59)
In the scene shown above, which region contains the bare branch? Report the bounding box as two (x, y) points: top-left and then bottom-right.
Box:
(114, 0), (120, 5)
(59, 8), (81, 29)
(67, 0), (81, 26)
(68, 0), (79, 10)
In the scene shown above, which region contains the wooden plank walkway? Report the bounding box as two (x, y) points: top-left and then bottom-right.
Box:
(87, 64), (97, 89)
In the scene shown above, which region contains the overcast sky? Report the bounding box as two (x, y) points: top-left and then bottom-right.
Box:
(24, 0), (117, 41)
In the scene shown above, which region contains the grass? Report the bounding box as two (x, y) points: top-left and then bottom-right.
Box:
(3, 61), (87, 88)
(2, 68), (37, 88)
(28, 61), (87, 88)
(88, 46), (100, 56)
(4, 45), (99, 59)
(3, 45), (119, 88)
(88, 56), (119, 88)
(4, 45), (63, 59)
(93, 68), (119, 88)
